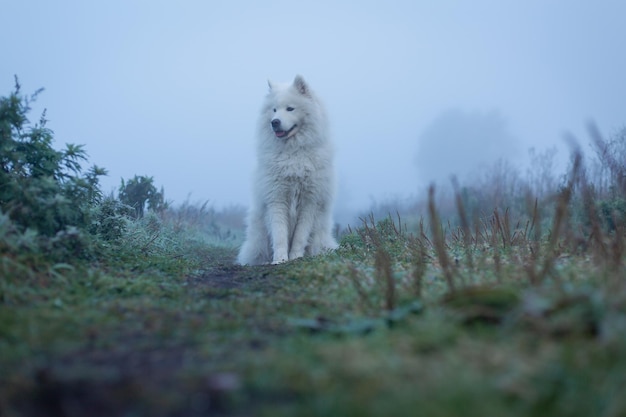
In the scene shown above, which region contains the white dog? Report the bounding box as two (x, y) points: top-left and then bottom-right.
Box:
(237, 75), (338, 265)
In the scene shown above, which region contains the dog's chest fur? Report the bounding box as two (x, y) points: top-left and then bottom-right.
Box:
(272, 144), (319, 182)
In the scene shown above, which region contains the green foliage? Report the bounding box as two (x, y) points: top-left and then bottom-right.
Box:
(570, 188), (626, 235)
(118, 175), (167, 218)
(597, 197), (626, 232)
(88, 196), (134, 241)
(163, 199), (246, 246)
(341, 214), (418, 263)
(0, 78), (106, 236)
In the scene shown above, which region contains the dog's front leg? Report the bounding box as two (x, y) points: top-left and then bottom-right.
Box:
(268, 204), (289, 264)
(289, 201), (316, 261)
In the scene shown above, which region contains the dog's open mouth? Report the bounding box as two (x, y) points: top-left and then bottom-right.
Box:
(274, 124), (298, 138)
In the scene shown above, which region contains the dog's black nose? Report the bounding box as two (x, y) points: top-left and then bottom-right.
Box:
(271, 119), (281, 129)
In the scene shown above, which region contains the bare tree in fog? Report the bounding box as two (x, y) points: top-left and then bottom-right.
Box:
(415, 109), (520, 186)
(526, 146), (559, 199)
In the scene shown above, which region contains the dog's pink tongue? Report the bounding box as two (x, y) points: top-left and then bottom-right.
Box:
(275, 131), (286, 138)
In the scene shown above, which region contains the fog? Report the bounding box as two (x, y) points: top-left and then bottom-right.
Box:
(3, 1), (626, 223)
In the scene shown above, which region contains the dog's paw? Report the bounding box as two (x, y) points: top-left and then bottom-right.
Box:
(272, 251), (288, 265)
(288, 251), (304, 261)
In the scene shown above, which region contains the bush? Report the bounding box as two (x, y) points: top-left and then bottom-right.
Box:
(119, 175), (167, 219)
(0, 77), (106, 236)
(597, 197), (626, 233)
(89, 197), (134, 241)
(0, 77), (237, 273)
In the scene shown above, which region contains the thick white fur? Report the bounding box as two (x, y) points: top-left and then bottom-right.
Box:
(237, 75), (338, 265)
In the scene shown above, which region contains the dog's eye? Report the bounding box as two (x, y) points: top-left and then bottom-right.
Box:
(273, 108), (276, 112)
(286, 107), (294, 112)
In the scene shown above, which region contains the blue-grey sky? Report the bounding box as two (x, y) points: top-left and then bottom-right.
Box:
(4, 1), (626, 221)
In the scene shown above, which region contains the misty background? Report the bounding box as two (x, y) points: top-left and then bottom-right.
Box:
(3, 1), (625, 224)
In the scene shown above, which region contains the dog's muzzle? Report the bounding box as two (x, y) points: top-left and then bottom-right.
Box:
(271, 119), (297, 138)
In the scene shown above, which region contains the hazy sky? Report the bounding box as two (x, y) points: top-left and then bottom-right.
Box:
(4, 1), (626, 221)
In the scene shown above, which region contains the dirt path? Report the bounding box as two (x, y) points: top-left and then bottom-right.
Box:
(5, 264), (280, 417)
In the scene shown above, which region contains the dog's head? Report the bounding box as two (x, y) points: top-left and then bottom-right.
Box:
(266, 75), (311, 139)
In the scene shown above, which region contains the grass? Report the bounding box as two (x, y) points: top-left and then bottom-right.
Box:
(2, 250), (625, 416)
(2, 150), (626, 416)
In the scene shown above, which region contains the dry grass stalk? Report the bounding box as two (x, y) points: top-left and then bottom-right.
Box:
(452, 177), (475, 270)
(609, 219), (625, 271)
(581, 175), (607, 262)
(588, 123), (626, 194)
(354, 213), (402, 311)
(535, 151), (582, 284)
(585, 125), (625, 275)
(418, 217), (434, 249)
(521, 196), (540, 284)
(375, 248), (395, 311)
(492, 209), (507, 248)
(428, 185), (457, 293)
(356, 213), (377, 248)
(347, 263), (376, 312)
(490, 216), (502, 282)
(408, 233), (429, 298)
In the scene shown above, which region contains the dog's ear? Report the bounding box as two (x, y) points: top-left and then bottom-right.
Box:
(293, 75), (309, 96)
(267, 79), (274, 91)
